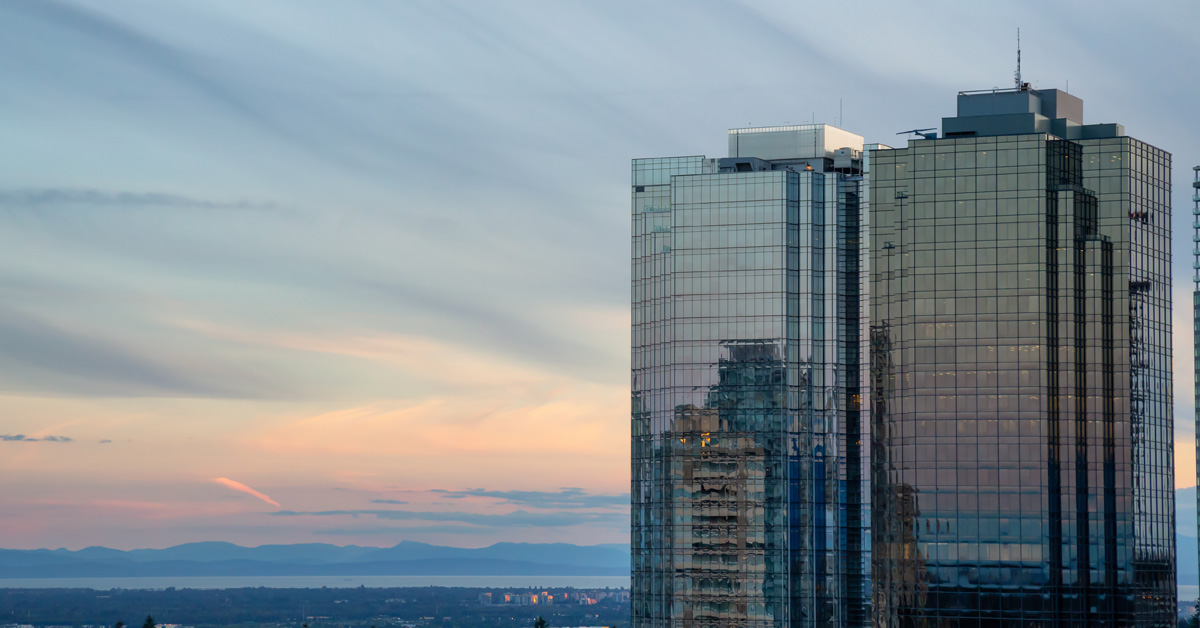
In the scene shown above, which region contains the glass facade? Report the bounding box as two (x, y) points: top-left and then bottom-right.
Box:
(870, 122), (1176, 624)
(1194, 164), (1200, 585)
(631, 129), (873, 628)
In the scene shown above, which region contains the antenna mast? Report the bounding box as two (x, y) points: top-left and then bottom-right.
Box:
(1014, 28), (1022, 88)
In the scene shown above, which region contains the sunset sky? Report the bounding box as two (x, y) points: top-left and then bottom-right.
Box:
(2, 0), (1198, 552)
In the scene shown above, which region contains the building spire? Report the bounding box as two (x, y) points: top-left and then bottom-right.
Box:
(1014, 28), (1022, 89)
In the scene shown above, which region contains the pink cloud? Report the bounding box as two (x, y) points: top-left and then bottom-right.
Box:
(212, 477), (280, 507)
(244, 387), (630, 492)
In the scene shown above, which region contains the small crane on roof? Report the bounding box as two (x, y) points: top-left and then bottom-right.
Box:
(897, 128), (937, 140)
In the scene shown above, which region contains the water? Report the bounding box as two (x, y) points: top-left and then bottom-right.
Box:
(0, 575), (630, 590)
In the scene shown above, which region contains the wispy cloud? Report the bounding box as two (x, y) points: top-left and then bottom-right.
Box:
(0, 306), (296, 400)
(0, 188), (287, 212)
(370, 499), (408, 505)
(248, 390), (629, 478)
(429, 487), (628, 509)
(272, 508), (626, 529)
(315, 525), (484, 536)
(212, 477), (280, 508)
(0, 434), (73, 442)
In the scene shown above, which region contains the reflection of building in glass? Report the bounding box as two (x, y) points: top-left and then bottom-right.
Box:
(631, 125), (881, 628)
(870, 87), (1175, 625)
(869, 322), (928, 618)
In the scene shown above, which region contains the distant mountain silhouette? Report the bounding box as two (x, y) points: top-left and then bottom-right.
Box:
(2, 486), (1193, 582)
(0, 541), (630, 578)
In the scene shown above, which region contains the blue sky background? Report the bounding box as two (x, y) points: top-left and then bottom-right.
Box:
(1, 0), (1197, 565)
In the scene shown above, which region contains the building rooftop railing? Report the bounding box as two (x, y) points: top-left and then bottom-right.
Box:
(957, 86), (1037, 96)
(728, 124), (827, 135)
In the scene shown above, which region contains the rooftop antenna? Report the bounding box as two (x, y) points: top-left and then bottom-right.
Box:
(898, 128), (937, 140)
(1014, 28), (1022, 89)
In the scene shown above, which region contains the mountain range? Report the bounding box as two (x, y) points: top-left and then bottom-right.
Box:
(0, 541), (630, 578)
(2, 486), (1196, 583)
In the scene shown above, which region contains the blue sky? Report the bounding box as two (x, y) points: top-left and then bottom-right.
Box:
(1, 0), (1197, 555)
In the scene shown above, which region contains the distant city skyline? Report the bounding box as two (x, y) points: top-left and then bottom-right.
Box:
(2, 0), (1199, 554)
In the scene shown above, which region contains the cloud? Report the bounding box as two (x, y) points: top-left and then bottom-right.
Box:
(212, 477), (281, 508)
(370, 499), (408, 505)
(0, 0), (462, 178)
(0, 188), (287, 213)
(98, 439), (113, 444)
(347, 279), (620, 384)
(429, 487), (628, 509)
(271, 508), (626, 529)
(0, 434), (73, 442)
(0, 306), (294, 400)
(315, 526), (484, 536)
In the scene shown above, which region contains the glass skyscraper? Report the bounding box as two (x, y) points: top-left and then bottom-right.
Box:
(1194, 164), (1199, 590)
(631, 125), (879, 628)
(869, 87), (1176, 625)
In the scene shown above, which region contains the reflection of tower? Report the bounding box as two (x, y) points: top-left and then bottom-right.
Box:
(665, 340), (786, 628)
(882, 484), (926, 612)
(868, 321), (926, 624)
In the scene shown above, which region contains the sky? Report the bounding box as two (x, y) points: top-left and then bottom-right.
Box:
(1, 0), (1199, 554)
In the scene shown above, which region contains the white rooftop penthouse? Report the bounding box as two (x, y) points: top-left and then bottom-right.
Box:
(727, 122), (865, 162)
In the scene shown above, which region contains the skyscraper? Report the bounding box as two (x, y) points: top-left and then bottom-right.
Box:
(870, 87), (1175, 625)
(631, 124), (879, 628)
(1194, 164), (1200, 589)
